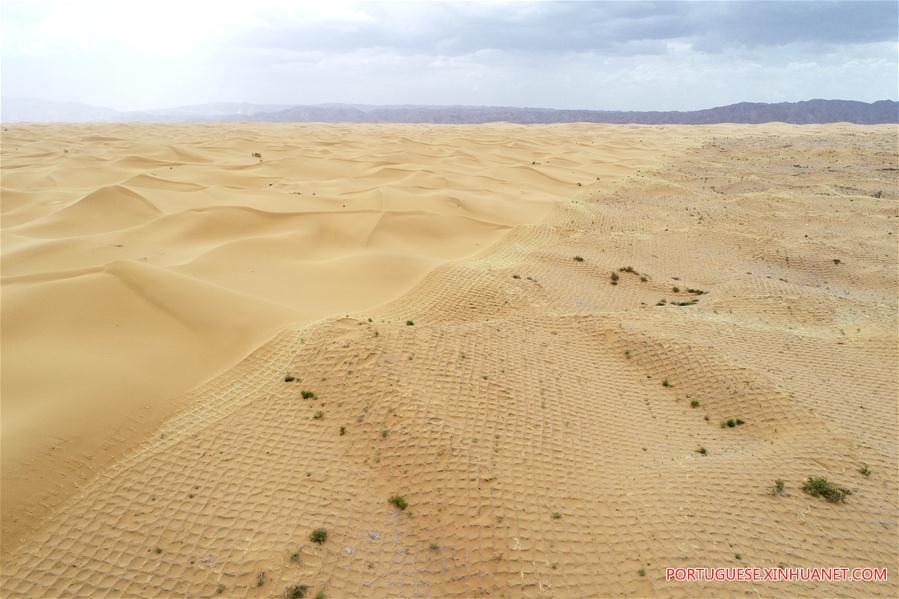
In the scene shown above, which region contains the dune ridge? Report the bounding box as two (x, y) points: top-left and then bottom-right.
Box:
(1, 124), (896, 597)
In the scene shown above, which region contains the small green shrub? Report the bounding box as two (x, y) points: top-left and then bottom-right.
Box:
(551, 512), (561, 519)
(389, 495), (408, 510)
(285, 374), (296, 382)
(257, 571), (266, 587)
(284, 585), (308, 599)
(638, 568), (646, 577)
(313, 411), (324, 420)
(690, 400), (699, 408)
(697, 447), (707, 456)
(301, 390), (316, 400)
(672, 286), (680, 293)
(406, 320), (414, 326)
(611, 272), (619, 285)
(573, 256), (584, 262)
(309, 528), (327, 544)
(339, 426), (346, 436)
(802, 476), (851, 503)
(662, 379), (671, 388)
(771, 479), (785, 496)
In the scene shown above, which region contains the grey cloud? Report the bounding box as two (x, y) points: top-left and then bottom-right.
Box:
(239, 2), (897, 56)
(1, 1), (895, 111)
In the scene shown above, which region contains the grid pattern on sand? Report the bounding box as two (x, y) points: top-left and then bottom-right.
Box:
(2, 127), (897, 598)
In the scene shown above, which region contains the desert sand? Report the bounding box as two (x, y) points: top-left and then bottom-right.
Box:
(1, 123), (896, 597)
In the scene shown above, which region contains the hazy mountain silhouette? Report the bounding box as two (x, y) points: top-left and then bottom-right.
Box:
(3, 98), (896, 124)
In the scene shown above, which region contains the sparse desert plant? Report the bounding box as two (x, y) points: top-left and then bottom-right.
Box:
(315, 592), (325, 599)
(656, 299), (666, 306)
(573, 256), (584, 262)
(672, 286), (680, 293)
(285, 374), (296, 382)
(619, 266), (636, 274)
(802, 476), (851, 503)
(690, 400), (700, 408)
(252, 152), (262, 158)
(726, 419), (736, 428)
(309, 528), (327, 544)
(290, 551), (300, 563)
(674, 299), (698, 306)
(381, 429), (389, 438)
(284, 585), (308, 599)
(406, 320), (414, 326)
(216, 583), (225, 594)
(638, 568), (646, 577)
(610, 272), (619, 285)
(687, 288), (706, 295)
(859, 464), (870, 477)
(301, 390), (316, 400)
(833, 258), (842, 264)
(551, 512), (562, 519)
(512, 274), (520, 279)
(734, 554), (741, 560)
(662, 379), (671, 388)
(389, 495), (408, 510)
(313, 411), (324, 420)
(257, 571), (266, 587)
(154, 547), (162, 554)
(697, 447), (707, 456)
(339, 426), (346, 436)
(640, 276), (648, 282)
(429, 543), (439, 551)
(735, 418), (745, 425)
(770, 479), (786, 496)
(624, 350), (631, 359)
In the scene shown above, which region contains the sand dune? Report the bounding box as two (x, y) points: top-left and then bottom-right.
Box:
(1, 123), (698, 556)
(1, 124), (896, 597)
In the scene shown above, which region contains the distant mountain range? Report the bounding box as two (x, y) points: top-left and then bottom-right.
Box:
(3, 98), (897, 125)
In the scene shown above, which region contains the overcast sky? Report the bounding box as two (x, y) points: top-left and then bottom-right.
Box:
(2, 0), (897, 111)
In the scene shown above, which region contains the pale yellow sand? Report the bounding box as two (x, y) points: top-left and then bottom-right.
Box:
(1, 123), (896, 597)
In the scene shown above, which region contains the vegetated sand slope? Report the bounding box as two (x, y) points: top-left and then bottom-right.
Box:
(0, 123), (699, 560)
(1, 125), (896, 598)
